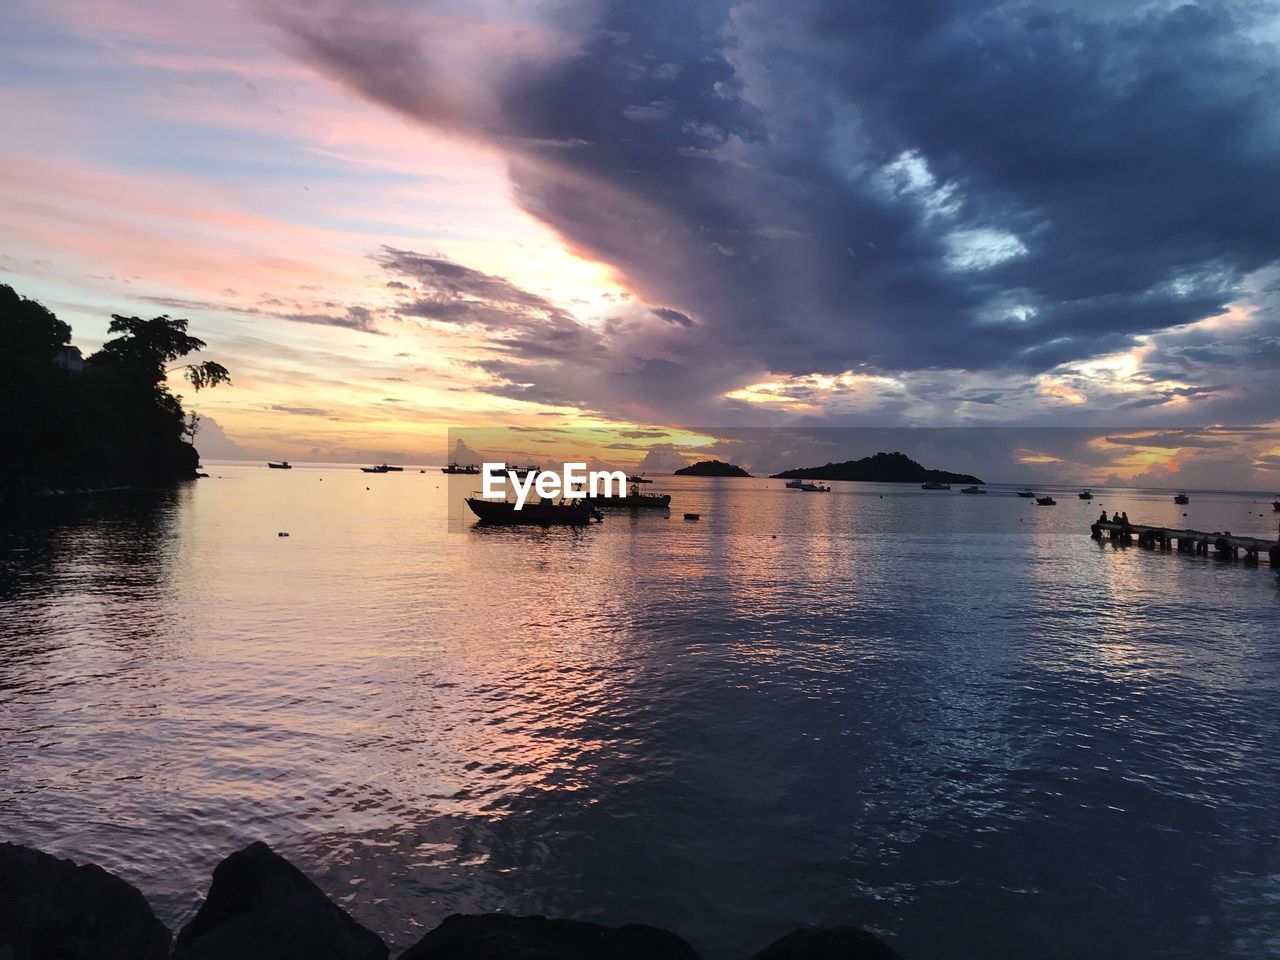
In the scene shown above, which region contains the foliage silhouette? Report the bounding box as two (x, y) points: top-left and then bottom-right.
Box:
(1, 285), (230, 495)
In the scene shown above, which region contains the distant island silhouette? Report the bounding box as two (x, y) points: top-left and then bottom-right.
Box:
(771, 451), (982, 485)
(1, 284), (230, 497)
(674, 459), (752, 477)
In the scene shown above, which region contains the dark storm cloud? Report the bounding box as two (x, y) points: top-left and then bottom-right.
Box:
(272, 0), (1280, 421)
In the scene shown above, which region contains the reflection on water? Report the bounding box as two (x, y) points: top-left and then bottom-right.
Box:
(2, 464), (1280, 958)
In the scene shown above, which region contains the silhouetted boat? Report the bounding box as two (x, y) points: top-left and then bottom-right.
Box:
(786, 478), (830, 492)
(267, 461), (292, 470)
(627, 474), (652, 483)
(1016, 490), (1035, 498)
(1273, 499), (1280, 512)
(441, 462), (480, 474)
(960, 485), (986, 494)
(1037, 496), (1057, 505)
(588, 483), (671, 508)
(1174, 492), (1190, 505)
(383, 465), (404, 472)
(465, 496), (602, 526)
(1078, 490), (1094, 500)
(362, 464), (390, 474)
(510, 465), (540, 479)
(920, 481), (951, 490)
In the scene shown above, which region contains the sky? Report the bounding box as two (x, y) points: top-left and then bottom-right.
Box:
(2, 0), (1280, 484)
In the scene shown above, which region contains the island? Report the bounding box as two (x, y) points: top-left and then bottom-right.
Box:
(674, 459), (752, 477)
(1, 284), (230, 498)
(771, 451), (982, 485)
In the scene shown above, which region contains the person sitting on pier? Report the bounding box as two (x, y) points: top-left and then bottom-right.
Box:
(1120, 511), (1131, 530)
(1098, 510), (1109, 525)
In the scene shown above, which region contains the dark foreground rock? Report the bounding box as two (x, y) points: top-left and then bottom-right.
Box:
(172, 841), (387, 960)
(0, 842), (170, 960)
(398, 914), (702, 960)
(750, 926), (903, 960)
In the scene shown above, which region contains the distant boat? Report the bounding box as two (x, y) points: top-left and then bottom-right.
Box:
(267, 461), (292, 470)
(510, 465), (540, 479)
(1078, 490), (1094, 500)
(626, 474), (652, 484)
(1016, 490), (1035, 498)
(441, 462), (480, 475)
(786, 478), (830, 492)
(920, 481), (951, 490)
(362, 464), (391, 474)
(960, 485), (986, 495)
(465, 497), (602, 526)
(1174, 492), (1190, 505)
(1036, 496), (1057, 505)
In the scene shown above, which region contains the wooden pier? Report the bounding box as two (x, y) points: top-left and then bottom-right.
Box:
(1091, 521), (1280, 565)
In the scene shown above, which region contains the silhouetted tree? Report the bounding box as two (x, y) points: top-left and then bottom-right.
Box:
(0, 285), (230, 495)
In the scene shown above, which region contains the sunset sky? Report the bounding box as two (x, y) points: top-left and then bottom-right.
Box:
(3, 0), (1280, 484)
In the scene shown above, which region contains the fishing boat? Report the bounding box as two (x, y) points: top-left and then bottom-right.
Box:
(465, 496), (602, 526)
(1173, 492), (1190, 505)
(267, 461), (292, 470)
(920, 481), (951, 490)
(361, 464), (390, 474)
(1016, 490), (1035, 498)
(960, 485), (986, 495)
(441, 462), (481, 475)
(1036, 496), (1057, 505)
(588, 484), (672, 509)
(1078, 490), (1094, 500)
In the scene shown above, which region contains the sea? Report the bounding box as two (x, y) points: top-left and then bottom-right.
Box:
(3, 462), (1279, 958)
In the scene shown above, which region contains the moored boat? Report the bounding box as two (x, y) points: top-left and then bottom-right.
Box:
(786, 478), (830, 492)
(626, 474), (652, 483)
(441, 462), (481, 475)
(1078, 490), (1094, 500)
(1016, 490), (1035, 498)
(587, 483), (671, 508)
(465, 496), (602, 526)
(510, 464), (540, 479)
(267, 460), (292, 470)
(362, 464), (390, 474)
(1174, 492), (1190, 505)
(960, 485), (986, 494)
(920, 481), (951, 490)
(1037, 496), (1057, 505)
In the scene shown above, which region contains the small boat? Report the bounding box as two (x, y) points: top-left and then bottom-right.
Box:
(588, 484), (671, 509)
(1016, 490), (1035, 498)
(1036, 496), (1057, 505)
(362, 464), (391, 474)
(267, 461), (292, 470)
(465, 496), (602, 526)
(1273, 500), (1280, 512)
(510, 465), (540, 479)
(1078, 490), (1094, 500)
(786, 478), (830, 492)
(683, 513), (700, 521)
(960, 485), (986, 495)
(1174, 492), (1190, 505)
(920, 481), (951, 490)
(626, 474), (652, 484)
(441, 462), (481, 475)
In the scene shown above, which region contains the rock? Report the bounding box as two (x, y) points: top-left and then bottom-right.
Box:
(173, 841), (387, 960)
(0, 842), (170, 960)
(398, 914), (701, 960)
(750, 927), (903, 960)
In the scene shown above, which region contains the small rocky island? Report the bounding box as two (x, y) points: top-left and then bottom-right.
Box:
(674, 459), (752, 477)
(771, 451), (981, 485)
(0, 841), (906, 959)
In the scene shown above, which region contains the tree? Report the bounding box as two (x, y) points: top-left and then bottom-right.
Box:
(0, 284), (72, 363)
(91, 314), (231, 392)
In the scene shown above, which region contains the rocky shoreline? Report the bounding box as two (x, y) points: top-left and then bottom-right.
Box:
(0, 841), (904, 959)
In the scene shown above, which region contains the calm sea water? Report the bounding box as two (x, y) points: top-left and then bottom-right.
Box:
(3, 463), (1280, 958)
